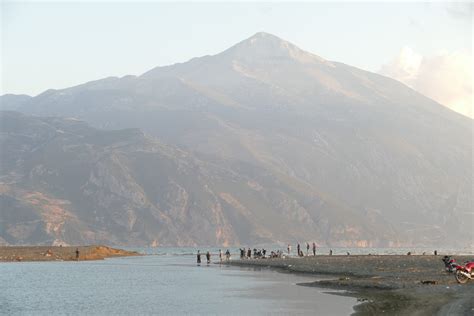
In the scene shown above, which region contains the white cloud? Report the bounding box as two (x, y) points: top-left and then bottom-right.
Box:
(379, 48), (473, 118)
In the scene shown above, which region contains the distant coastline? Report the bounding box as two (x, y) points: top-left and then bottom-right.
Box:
(228, 255), (474, 315)
(0, 245), (141, 262)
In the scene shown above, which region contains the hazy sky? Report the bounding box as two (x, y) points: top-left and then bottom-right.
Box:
(1, 1), (472, 115)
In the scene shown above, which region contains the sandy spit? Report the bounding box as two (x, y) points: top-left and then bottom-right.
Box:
(228, 255), (474, 315)
(0, 245), (141, 262)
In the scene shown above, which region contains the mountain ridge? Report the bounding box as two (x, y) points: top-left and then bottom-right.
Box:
(1, 33), (472, 247)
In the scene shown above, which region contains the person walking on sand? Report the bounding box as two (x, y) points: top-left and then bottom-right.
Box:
(206, 251), (211, 264)
(219, 249), (223, 263)
(75, 248), (80, 261)
(287, 244), (291, 255)
(306, 243), (310, 255)
(197, 250), (201, 264)
(312, 242), (316, 256)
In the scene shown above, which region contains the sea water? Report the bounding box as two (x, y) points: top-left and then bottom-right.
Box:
(1, 247), (357, 315)
(1, 247), (472, 315)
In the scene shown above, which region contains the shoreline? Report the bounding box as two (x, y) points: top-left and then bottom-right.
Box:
(0, 245), (141, 262)
(228, 255), (474, 315)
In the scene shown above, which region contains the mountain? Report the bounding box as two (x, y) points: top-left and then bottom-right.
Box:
(0, 111), (400, 247)
(0, 94), (32, 111)
(1, 32), (472, 247)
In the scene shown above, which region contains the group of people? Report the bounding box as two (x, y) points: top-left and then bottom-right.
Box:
(196, 242), (322, 264)
(196, 249), (231, 264)
(197, 246), (442, 264)
(290, 242), (318, 257)
(238, 248), (284, 259)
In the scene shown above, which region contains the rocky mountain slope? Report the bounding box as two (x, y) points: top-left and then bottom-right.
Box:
(1, 111), (402, 246)
(1, 32), (472, 247)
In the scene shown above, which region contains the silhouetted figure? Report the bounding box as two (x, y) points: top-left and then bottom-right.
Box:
(75, 248), (80, 261)
(219, 249), (223, 263)
(407, 251), (412, 256)
(287, 244), (291, 255)
(329, 249), (333, 256)
(206, 251), (211, 264)
(225, 249), (231, 261)
(247, 248), (251, 258)
(253, 248), (258, 258)
(312, 242), (316, 256)
(197, 250), (201, 264)
(346, 252), (350, 256)
(434, 250), (438, 256)
(262, 249), (266, 258)
(297, 243), (300, 257)
(306, 243), (310, 255)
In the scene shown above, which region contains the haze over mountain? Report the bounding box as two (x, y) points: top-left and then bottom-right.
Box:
(1, 32), (472, 247)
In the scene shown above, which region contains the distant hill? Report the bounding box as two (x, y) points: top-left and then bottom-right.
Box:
(0, 94), (32, 111)
(1, 32), (472, 247)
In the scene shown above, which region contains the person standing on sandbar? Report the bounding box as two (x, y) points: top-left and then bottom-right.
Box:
(75, 248), (80, 261)
(197, 250), (201, 265)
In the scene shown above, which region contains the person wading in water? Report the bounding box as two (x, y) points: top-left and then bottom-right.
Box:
(206, 251), (211, 264)
(197, 250), (202, 265)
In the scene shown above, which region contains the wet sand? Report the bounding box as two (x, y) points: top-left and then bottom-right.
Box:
(229, 255), (474, 315)
(232, 265), (356, 314)
(0, 245), (140, 262)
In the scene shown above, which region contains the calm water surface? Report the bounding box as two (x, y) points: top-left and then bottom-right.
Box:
(1, 248), (357, 315)
(3, 246), (471, 315)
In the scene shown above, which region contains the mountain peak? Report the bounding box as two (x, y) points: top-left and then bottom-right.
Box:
(221, 32), (325, 63)
(248, 31), (282, 40)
